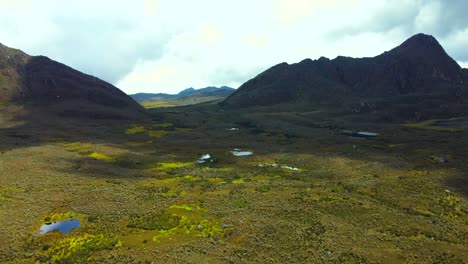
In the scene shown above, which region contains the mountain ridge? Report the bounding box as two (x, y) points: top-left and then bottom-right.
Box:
(221, 33), (468, 115)
(131, 86), (235, 102)
(0, 42), (145, 120)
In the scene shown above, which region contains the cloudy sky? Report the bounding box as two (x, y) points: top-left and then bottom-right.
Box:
(0, 0), (467, 94)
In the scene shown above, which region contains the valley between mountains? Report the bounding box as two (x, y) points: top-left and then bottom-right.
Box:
(0, 34), (467, 263)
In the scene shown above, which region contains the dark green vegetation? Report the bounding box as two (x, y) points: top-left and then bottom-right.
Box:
(131, 86), (235, 109)
(1, 99), (467, 263)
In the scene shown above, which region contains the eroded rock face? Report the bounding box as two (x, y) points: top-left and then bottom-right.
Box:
(222, 33), (467, 108)
(0, 43), (30, 101)
(0, 42), (146, 120)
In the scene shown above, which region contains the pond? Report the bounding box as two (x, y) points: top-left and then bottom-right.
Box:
(35, 219), (81, 236)
(197, 154), (212, 164)
(258, 163), (300, 171)
(341, 130), (379, 138)
(231, 149), (253, 156)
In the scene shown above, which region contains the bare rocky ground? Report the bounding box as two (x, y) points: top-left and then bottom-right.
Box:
(0, 103), (467, 263)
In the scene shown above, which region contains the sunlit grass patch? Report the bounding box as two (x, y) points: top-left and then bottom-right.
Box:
(43, 233), (121, 263)
(411, 208), (437, 217)
(125, 124), (171, 138)
(125, 204), (224, 244)
(0, 185), (25, 193)
(0, 193), (13, 201)
(251, 175), (271, 183)
(438, 192), (465, 218)
(181, 175), (202, 182)
(232, 178), (245, 184)
(125, 125), (146, 135)
(0, 185), (24, 201)
(168, 204), (206, 212)
(88, 152), (117, 163)
(141, 101), (177, 108)
(207, 177), (227, 185)
(154, 162), (193, 170)
(63, 142), (95, 155)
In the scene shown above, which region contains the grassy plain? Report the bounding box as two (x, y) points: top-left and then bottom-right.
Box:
(0, 103), (467, 263)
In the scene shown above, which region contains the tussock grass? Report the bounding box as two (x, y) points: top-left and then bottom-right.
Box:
(1, 108), (468, 263)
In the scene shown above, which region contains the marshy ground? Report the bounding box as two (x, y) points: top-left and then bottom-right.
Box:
(0, 103), (467, 263)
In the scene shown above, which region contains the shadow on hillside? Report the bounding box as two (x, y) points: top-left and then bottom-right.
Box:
(0, 53), (151, 151)
(1, 102), (467, 198)
(0, 102), (155, 154)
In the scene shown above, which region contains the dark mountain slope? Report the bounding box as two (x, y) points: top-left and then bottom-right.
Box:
(222, 34), (468, 114)
(0, 43), (146, 120)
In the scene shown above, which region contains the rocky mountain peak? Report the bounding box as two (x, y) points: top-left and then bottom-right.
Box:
(222, 33), (468, 110)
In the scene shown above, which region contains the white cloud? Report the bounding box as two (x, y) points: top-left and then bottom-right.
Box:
(441, 27), (468, 62)
(143, 0), (160, 16)
(459, 61), (468, 68)
(275, 0), (315, 25)
(1, 0), (468, 94)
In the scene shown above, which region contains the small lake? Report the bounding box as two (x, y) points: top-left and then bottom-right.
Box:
(36, 219), (81, 236)
(341, 130), (378, 138)
(231, 149), (253, 157)
(258, 163), (300, 171)
(197, 154), (212, 164)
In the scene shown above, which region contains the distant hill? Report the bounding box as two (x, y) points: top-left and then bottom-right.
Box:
(221, 33), (468, 120)
(131, 86), (235, 108)
(0, 42), (146, 120)
(130, 93), (173, 102)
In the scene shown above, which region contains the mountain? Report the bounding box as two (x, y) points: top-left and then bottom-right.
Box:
(130, 93), (173, 102)
(180, 86), (235, 96)
(131, 86), (235, 108)
(221, 34), (468, 118)
(177, 86), (235, 97)
(0, 42), (145, 120)
(177, 88), (197, 96)
(132, 86), (235, 102)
